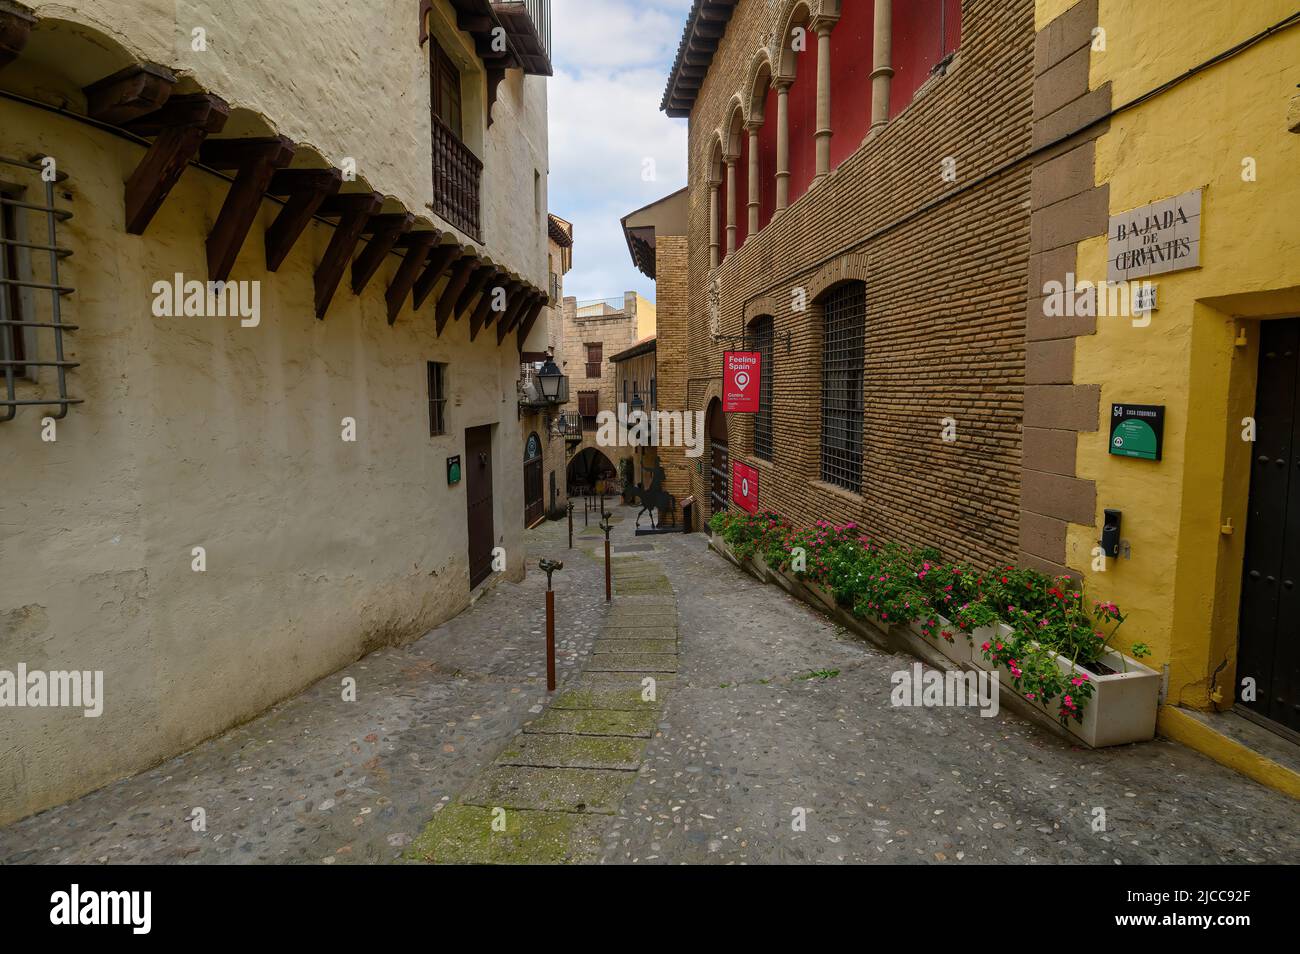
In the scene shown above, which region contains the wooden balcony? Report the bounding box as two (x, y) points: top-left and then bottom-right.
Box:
(491, 0), (552, 76)
(432, 114), (482, 241)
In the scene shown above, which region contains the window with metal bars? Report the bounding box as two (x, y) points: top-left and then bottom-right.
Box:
(427, 361), (447, 436)
(820, 282), (865, 492)
(578, 389), (599, 430)
(1, 155), (79, 424)
(584, 342), (602, 378)
(747, 315), (774, 461)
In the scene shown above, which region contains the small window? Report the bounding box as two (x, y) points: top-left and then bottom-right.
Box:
(427, 361), (448, 436)
(820, 283), (865, 492)
(623, 376), (629, 406)
(585, 342), (602, 378)
(650, 375), (656, 409)
(534, 170), (542, 219)
(578, 390), (599, 430)
(430, 37), (463, 140)
(1, 195), (29, 380)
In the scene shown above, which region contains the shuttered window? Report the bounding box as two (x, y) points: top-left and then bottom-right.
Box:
(585, 342), (602, 378)
(578, 389), (599, 430)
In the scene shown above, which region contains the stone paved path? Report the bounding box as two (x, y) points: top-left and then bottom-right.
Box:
(406, 553), (678, 863)
(3, 504), (1298, 865)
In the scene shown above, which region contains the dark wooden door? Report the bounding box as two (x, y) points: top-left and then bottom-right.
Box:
(465, 425), (495, 590)
(1239, 317), (1300, 735)
(708, 398), (728, 515)
(524, 432), (544, 527)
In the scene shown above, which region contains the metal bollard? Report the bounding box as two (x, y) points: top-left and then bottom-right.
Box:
(539, 559), (563, 691)
(599, 511), (614, 603)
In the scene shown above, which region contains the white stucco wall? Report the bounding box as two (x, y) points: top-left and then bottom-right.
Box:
(0, 0), (546, 823)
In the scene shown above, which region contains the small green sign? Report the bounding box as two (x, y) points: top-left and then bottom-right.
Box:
(1109, 404), (1164, 461)
(447, 455), (462, 485)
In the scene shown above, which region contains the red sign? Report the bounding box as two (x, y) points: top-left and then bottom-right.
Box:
(723, 351), (761, 413)
(732, 461), (759, 514)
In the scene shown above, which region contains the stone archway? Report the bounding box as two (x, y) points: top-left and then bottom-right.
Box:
(566, 446), (615, 495)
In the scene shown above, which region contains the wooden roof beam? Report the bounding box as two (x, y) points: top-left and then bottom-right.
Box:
(385, 230), (440, 325)
(435, 256), (478, 336)
(201, 136), (296, 282)
(121, 93), (229, 235)
(351, 212), (414, 296)
(264, 167), (342, 272)
(313, 191), (382, 319)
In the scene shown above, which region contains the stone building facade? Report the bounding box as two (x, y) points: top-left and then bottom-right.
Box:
(0, 0), (553, 823)
(556, 291), (655, 491)
(660, 0), (1032, 569)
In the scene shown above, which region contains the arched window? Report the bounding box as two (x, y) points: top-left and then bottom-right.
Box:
(820, 282), (865, 492)
(891, 0), (962, 119)
(748, 315), (775, 461)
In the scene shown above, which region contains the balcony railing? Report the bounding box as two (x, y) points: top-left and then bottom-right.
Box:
(432, 114), (482, 241)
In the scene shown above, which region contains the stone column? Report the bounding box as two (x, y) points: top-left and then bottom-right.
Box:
(812, 17), (836, 180)
(746, 124), (760, 235)
(775, 80), (791, 213)
(869, 0), (894, 135)
(725, 156), (737, 254)
(708, 179), (720, 268)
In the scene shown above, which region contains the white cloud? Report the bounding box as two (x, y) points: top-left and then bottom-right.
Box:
(547, 0), (692, 302)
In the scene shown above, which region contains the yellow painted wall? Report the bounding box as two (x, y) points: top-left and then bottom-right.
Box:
(1064, 0), (1300, 708)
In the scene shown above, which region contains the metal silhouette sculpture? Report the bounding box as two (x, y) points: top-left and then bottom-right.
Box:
(629, 463), (676, 529)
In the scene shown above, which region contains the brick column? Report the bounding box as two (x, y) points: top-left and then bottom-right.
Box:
(812, 16), (837, 180)
(746, 123), (760, 235)
(708, 178), (720, 268)
(775, 80), (791, 212)
(725, 156), (738, 254)
(869, 0), (893, 134)
(1022, 0), (1111, 577)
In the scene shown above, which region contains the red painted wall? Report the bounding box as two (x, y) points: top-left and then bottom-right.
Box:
(829, 0), (874, 169)
(890, 0), (962, 119)
(758, 84), (778, 230)
(787, 35), (817, 205)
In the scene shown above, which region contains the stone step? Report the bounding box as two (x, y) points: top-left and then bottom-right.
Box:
(524, 707), (657, 738)
(593, 638), (677, 655)
(460, 766), (634, 815)
(551, 686), (664, 711)
(495, 732), (646, 771)
(588, 653), (679, 673)
(406, 803), (605, 864)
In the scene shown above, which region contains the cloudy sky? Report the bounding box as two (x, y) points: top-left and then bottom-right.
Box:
(548, 0), (692, 303)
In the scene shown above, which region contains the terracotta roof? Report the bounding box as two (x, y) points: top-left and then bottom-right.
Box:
(547, 213), (573, 247)
(661, 0), (738, 118)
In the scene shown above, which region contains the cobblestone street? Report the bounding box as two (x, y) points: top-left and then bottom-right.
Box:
(2, 505), (1297, 865)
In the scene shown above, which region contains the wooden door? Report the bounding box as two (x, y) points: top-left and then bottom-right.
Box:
(1239, 318), (1300, 735)
(465, 425), (495, 589)
(524, 432), (544, 527)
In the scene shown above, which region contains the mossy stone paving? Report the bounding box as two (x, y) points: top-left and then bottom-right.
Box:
(461, 766), (633, 815)
(592, 637), (677, 654)
(409, 554), (677, 864)
(496, 732), (646, 770)
(406, 804), (606, 865)
(523, 707), (657, 738)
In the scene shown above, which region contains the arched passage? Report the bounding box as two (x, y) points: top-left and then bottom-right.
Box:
(566, 446), (615, 495)
(706, 397), (729, 515)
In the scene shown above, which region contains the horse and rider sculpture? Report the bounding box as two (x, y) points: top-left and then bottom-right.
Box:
(625, 461), (676, 529)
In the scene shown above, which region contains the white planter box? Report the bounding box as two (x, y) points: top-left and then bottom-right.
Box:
(991, 645), (1159, 747)
(969, 623), (1015, 671)
(709, 535), (741, 568)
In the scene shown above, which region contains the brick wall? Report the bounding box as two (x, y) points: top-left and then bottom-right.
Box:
(666, 0), (1037, 566)
(653, 234), (693, 506)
